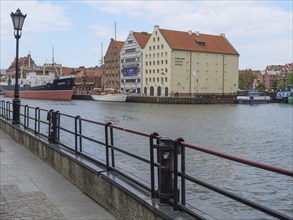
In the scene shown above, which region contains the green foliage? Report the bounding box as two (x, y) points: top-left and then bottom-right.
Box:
(257, 82), (266, 91)
(286, 72), (293, 87)
(239, 70), (256, 90)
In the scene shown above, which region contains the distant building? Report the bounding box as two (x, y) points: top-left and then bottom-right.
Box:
(6, 53), (37, 80)
(240, 63), (293, 91)
(120, 31), (151, 93)
(142, 25), (239, 97)
(65, 66), (102, 95)
(102, 38), (124, 90)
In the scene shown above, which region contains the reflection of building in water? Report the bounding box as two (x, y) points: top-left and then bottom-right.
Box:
(120, 31), (151, 93)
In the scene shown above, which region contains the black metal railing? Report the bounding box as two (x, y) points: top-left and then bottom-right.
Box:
(1, 100), (292, 220)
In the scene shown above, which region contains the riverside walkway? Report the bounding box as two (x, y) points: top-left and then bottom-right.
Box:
(0, 129), (116, 220)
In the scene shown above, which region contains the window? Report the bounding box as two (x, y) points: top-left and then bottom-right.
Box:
(153, 61), (155, 65)
(157, 37), (160, 41)
(165, 60), (168, 64)
(153, 46), (155, 50)
(128, 40), (133, 44)
(146, 54), (148, 59)
(157, 77), (159, 82)
(157, 61), (159, 65)
(125, 58), (136, 62)
(153, 37), (155, 42)
(149, 61), (151, 65)
(149, 46), (151, 50)
(157, 45), (160, 49)
(165, 52), (167, 56)
(161, 44), (164, 49)
(146, 62), (148, 66)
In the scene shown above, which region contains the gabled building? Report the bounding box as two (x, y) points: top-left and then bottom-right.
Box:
(6, 53), (37, 79)
(142, 25), (239, 97)
(64, 66), (102, 95)
(102, 38), (124, 90)
(120, 31), (151, 93)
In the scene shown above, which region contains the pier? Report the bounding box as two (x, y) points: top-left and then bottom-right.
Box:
(1, 100), (292, 219)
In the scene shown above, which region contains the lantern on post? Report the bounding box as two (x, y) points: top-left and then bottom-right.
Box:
(10, 8), (26, 124)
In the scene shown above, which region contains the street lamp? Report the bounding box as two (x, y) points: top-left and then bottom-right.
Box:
(10, 8), (26, 124)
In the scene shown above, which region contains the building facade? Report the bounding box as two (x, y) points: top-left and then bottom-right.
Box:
(102, 38), (124, 91)
(142, 25), (239, 97)
(120, 31), (151, 93)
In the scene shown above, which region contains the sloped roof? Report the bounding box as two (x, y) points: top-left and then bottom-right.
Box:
(159, 29), (239, 55)
(133, 32), (151, 49)
(114, 40), (125, 53)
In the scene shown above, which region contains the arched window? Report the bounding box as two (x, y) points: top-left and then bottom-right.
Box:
(157, 86), (161, 96)
(164, 87), (169, 97)
(150, 86), (154, 96)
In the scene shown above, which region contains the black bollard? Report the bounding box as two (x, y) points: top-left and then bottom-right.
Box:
(158, 138), (174, 204)
(47, 110), (59, 143)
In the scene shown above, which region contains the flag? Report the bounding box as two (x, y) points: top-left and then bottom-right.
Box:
(161, 69), (166, 76)
(192, 69), (196, 76)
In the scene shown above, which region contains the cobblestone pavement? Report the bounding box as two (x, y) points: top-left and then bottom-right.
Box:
(0, 129), (116, 220)
(0, 185), (66, 220)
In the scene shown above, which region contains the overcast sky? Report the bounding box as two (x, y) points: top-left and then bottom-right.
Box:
(1, 0), (292, 70)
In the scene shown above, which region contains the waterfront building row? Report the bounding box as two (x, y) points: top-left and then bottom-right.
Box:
(103, 25), (240, 97)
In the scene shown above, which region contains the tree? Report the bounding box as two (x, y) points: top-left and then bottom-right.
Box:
(257, 82), (266, 91)
(239, 70), (256, 90)
(286, 72), (293, 87)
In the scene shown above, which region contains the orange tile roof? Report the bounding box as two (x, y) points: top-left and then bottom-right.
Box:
(133, 32), (151, 49)
(159, 29), (239, 55)
(114, 40), (125, 53)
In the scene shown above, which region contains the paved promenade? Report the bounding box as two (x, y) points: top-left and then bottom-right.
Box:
(0, 129), (116, 220)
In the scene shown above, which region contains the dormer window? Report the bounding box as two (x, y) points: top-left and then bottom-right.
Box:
(194, 38), (205, 46)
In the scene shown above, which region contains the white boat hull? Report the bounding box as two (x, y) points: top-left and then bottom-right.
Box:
(237, 95), (270, 104)
(91, 93), (127, 102)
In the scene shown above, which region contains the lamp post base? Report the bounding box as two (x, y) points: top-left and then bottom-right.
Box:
(12, 98), (20, 124)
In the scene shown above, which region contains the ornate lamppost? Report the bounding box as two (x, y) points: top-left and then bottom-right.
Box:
(10, 8), (26, 124)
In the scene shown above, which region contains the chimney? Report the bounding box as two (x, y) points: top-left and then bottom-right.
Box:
(220, 33), (225, 37)
(188, 30), (192, 36)
(195, 31), (200, 36)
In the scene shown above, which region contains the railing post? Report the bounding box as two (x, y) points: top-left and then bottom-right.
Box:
(34, 107), (40, 134)
(150, 132), (159, 198)
(105, 122), (112, 171)
(74, 115), (81, 153)
(157, 137), (174, 204)
(173, 138), (184, 210)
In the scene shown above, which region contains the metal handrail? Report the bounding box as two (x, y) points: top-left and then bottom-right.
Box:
(0, 100), (292, 220)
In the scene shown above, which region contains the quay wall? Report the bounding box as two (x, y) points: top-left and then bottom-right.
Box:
(127, 95), (237, 104)
(0, 119), (192, 220)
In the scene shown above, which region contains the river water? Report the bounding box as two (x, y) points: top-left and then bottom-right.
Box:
(1, 96), (292, 219)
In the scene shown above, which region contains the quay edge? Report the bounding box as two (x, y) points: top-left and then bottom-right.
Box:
(0, 119), (196, 220)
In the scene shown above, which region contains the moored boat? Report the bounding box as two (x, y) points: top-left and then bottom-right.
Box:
(237, 79), (270, 104)
(91, 88), (128, 102)
(0, 71), (75, 101)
